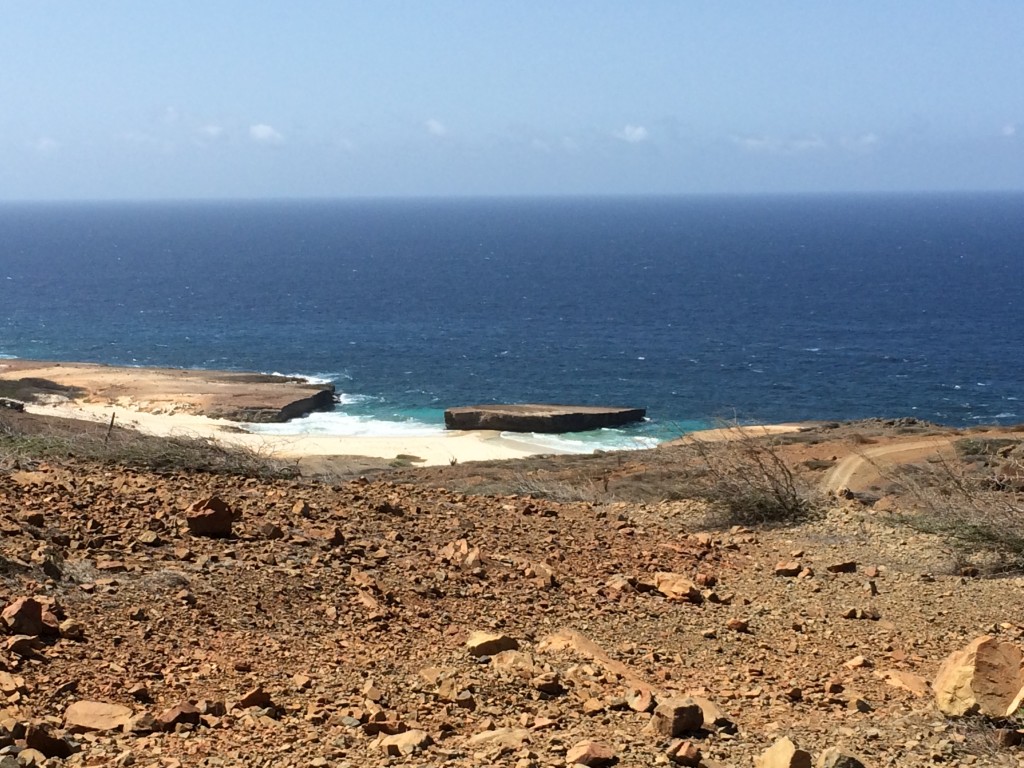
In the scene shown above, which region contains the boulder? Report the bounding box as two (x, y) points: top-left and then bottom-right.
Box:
(933, 635), (1024, 716)
(64, 700), (133, 732)
(444, 404), (645, 433)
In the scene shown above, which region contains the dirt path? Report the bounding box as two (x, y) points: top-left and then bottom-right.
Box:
(822, 437), (956, 492)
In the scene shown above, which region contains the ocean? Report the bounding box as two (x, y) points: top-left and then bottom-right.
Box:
(1, 193), (1022, 451)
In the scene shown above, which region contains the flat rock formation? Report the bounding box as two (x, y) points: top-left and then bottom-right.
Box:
(0, 360), (334, 423)
(444, 404), (646, 433)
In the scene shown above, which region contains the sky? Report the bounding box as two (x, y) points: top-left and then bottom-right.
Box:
(1, 2), (1022, 200)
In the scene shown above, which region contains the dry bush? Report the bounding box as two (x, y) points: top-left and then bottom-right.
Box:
(0, 416), (297, 479)
(506, 472), (601, 504)
(681, 426), (815, 526)
(881, 439), (1024, 573)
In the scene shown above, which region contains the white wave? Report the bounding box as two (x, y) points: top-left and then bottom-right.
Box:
(507, 429), (662, 454)
(993, 412), (1018, 419)
(266, 370), (349, 386)
(248, 409), (443, 437)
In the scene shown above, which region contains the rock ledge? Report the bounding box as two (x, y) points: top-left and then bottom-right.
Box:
(444, 404), (646, 433)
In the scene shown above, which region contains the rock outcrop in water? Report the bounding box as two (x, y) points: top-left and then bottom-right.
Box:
(444, 404), (646, 433)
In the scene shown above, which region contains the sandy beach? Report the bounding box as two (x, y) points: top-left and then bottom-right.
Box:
(2, 359), (811, 466)
(0, 360), (582, 465)
(19, 398), (572, 466)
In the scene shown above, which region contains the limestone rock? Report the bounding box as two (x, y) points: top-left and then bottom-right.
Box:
(467, 727), (530, 749)
(64, 700), (133, 732)
(755, 737), (812, 768)
(933, 635), (1024, 716)
(378, 728), (432, 757)
(466, 631), (519, 657)
(653, 572), (702, 603)
(565, 739), (617, 767)
(645, 697), (704, 738)
(186, 496), (236, 538)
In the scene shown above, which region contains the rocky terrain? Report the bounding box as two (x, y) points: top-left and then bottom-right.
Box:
(1, 411), (1024, 767)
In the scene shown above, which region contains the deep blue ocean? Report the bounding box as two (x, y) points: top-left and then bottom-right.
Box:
(1, 194), (1022, 451)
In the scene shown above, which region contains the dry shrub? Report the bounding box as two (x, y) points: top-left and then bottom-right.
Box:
(881, 438), (1024, 573)
(507, 472), (601, 504)
(681, 425), (814, 526)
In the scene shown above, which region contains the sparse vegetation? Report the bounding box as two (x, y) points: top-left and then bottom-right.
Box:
(682, 426), (815, 526)
(0, 414), (297, 478)
(881, 438), (1024, 573)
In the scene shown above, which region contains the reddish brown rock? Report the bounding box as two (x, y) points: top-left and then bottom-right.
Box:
(666, 740), (702, 767)
(645, 698), (704, 738)
(24, 724), (74, 759)
(157, 702), (202, 730)
(186, 496), (236, 538)
(565, 739), (617, 767)
(1, 598), (44, 636)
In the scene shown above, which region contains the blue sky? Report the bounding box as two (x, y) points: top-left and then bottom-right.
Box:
(1, 2), (1021, 200)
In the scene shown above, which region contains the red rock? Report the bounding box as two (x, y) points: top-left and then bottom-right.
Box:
(236, 685), (274, 709)
(186, 496), (236, 538)
(565, 739), (616, 767)
(156, 702), (202, 730)
(827, 561), (857, 574)
(666, 739), (702, 766)
(625, 686), (655, 713)
(1, 598), (44, 636)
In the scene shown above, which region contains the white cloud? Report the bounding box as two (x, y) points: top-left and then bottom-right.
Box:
(733, 134), (827, 154)
(32, 136), (60, 154)
(425, 118), (447, 137)
(614, 124), (649, 144)
(249, 123), (284, 144)
(1002, 123), (1017, 137)
(840, 132), (879, 152)
(201, 124), (225, 139)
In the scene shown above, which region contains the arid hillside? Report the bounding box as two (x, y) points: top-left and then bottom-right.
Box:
(1, 409), (1024, 767)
